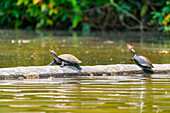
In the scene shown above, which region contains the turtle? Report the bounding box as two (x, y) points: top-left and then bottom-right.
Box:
(130, 48), (154, 74)
(49, 50), (82, 70)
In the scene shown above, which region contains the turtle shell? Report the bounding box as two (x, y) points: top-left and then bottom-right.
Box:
(133, 56), (154, 68)
(58, 54), (82, 64)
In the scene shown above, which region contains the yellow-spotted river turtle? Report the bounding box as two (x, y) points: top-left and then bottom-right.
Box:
(49, 50), (82, 70)
(127, 44), (154, 74)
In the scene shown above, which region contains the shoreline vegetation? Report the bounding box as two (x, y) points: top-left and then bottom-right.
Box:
(0, 0), (170, 32)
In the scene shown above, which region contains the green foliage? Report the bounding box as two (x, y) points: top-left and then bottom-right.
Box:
(0, 0), (169, 31)
(151, 0), (170, 32)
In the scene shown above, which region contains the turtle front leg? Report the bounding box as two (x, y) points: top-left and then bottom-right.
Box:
(60, 61), (65, 68)
(131, 57), (134, 62)
(48, 60), (55, 66)
(75, 64), (82, 71)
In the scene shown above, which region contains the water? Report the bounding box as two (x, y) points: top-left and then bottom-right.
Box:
(1, 75), (170, 113)
(0, 30), (170, 68)
(0, 30), (170, 113)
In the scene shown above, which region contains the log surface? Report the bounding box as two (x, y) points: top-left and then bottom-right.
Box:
(0, 64), (170, 79)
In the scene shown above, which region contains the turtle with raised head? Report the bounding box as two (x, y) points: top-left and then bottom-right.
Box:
(49, 50), (82, 70)
(127, 44), (154, 74)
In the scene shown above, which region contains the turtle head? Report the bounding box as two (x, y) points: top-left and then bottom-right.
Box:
(131, 49), (136, 55)
(49, 50), (58, 58)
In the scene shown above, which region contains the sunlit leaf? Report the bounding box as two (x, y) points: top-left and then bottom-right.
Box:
(33, 0), (41, 5)
(46, 19), (53, 26)
(71, 0), (77, 7)
(36, 22), (42, 28)
(17, 0), (24, 6)
(24, 1), (28, 5)
(164, 25), (170, 31)
(49, 10), (53, 16)
(162, 14), (170, 25)
(41, 4), (47, 11)
(49, 9), (58, 16)
(53, 9), (58, 14)
(110, 0), (114, 4)
(72, 15), (82, 28)
(49, 1), (54, 9)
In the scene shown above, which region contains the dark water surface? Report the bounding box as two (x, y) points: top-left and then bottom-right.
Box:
(0, 30), (170, 113)
(1, 75), (170, 113)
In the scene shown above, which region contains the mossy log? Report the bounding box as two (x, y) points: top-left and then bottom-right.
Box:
(0, 64), (170, 79)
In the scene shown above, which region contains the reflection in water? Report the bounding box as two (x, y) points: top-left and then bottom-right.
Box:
(0, 74), (170, 112)
(0, 30), (170, 68)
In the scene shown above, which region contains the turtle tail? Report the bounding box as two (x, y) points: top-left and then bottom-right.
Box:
(75, 64), (82, 70)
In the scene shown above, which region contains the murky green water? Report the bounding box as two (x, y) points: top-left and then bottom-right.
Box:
(1, 75), (170, 113)
(0, 30), (170, 68)
(0, 30), (170, 113)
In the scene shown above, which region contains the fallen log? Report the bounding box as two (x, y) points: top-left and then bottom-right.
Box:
(0, 64), (170, 79)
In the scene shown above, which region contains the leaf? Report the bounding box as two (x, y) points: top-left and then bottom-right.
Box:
(24, 0), (29, 5)
(41, 4), (47, 11)
(36, 22), (42, 28)
(53, 9), (58, 14)
(72, 15), (82, 28)
(162, 14), (170, 25)
(34, 8), (39, 17)
(132, 1), (142, 7)
(71, 0), (77, 7)
(82, 23), (91, 34)
(158, 26), (164, 31)
(110, 0), (114, 4)
(40, 19), (45, 25)
(49, 10), (53, 16)
(49, 1), (54, 9)
(17, 0), (24, 6)
(0, 11), (4, 16)
(158, 16), (163, 25)
(150, 19), (155, 24)
(152, 12), (161, 19)
(14, 20), (22, 28)
(12, 10), (19, 18)
(33, 0), (41, 5)
(164, 25), (170, 31)
(46, 19), (53, 26)
(162, 6), (170, 14)
(49, 9), (58, 16)
(119, 14), (125, 20)
(36, 19), (45, 28)
(4, 1), (11, 9)
(0, 16), (6, 24)
(122, 5), (131, 11)
(53, 14), (60, 20)
(140, 5), (148, 17)
(61, 13), (68, 22)
(96, 9), (101, 14)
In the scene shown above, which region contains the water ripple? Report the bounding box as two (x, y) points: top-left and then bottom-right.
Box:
(1, 74), (170, 113)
